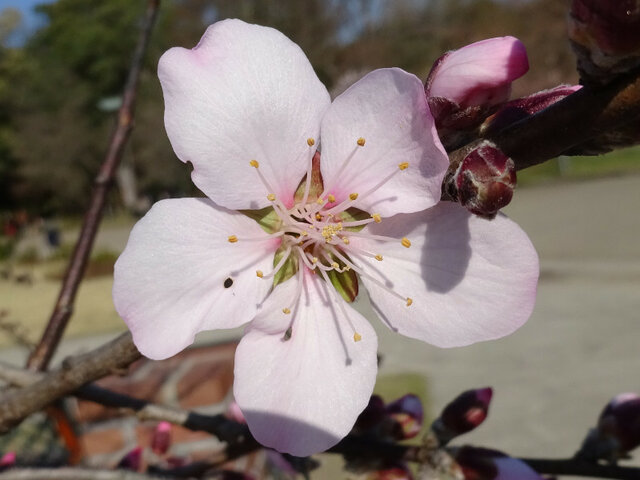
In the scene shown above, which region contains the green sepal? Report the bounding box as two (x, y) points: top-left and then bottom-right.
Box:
(273, 244), (298, 287)
(239, 206), (282, 234)
(326, 261), (359, 303)
(294, 151), (324, 204)
(336, 207), (370, 232)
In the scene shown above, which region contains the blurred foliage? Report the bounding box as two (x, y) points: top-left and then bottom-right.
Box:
(0, 0), (579, 214)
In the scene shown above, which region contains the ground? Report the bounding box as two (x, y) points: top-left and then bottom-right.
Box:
(1, 172), (639, 478)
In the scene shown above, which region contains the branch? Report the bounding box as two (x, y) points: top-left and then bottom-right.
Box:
(519, 457), (640, 480)
(26, 0), (161, 371)
(0, 468), (185, 480)
(0, 333), (140, 432)
(442, 69), (640, 199)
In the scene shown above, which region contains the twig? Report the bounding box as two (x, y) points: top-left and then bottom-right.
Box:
(26, 0), (161, 372)
(0, 468), (186, 480)
(442, 69), (640, 200)
(519, 457), (640, 480)
(0, 333), (140, 432)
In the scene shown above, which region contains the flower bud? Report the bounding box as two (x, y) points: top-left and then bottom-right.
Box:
(432, 388), (493, 444)
(453, 446), (544, 480)
(569, 0), (640, 83)
(452, 143), (516, 218)
(385, 394), (424, 440)
(151, 421), (172, 456)
(481, 85), (582, 137)
(426, 37), (529, 130)
(117, 446), (143, 471)
(354, 395), (387, 433)
(367, 463), (413, 480)
(0, 452), (16, 471)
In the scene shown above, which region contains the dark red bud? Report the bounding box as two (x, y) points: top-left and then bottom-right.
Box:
(481, 85), (582, 137)
(453, 143), (516, 218)
(385, 394), (424, 440)
(368, 463), (413, 480)
(569, 0), (640, 83)
(598, 393), (640, 453)
(354, 395), (387, 433)
(151, 421), (172, 455)
(433, 388), (493, 444)
(117, 446), (143, 471)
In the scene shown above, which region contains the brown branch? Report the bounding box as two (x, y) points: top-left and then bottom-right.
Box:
(519, 457), (640, 480)
(0, 333), (140, 432)
(442, 69), (640, 199)
(0, 468), (185, 480)
(26, 0), (161, 372)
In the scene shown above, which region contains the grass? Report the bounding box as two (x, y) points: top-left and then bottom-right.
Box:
(518, 146), (640, 186)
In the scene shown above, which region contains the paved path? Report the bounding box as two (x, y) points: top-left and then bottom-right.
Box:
(2, 174), (640, 477)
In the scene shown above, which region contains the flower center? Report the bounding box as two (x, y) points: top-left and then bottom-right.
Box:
(230, 138), (414, 342)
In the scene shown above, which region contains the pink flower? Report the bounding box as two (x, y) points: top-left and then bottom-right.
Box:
(113, 20), (538, 456)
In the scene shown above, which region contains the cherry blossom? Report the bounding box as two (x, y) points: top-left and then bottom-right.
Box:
(113, 19), (538, 456)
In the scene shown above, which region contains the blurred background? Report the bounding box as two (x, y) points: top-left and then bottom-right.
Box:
(0, 0), (639, 476)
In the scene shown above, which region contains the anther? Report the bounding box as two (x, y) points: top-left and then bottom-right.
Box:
(249, 159), (259, 168)
(342, 237), (350, 245)
(316, 213), (322, 221)
(353, 332), (362, 342)
(283, 307), (291, 314)
(312, 257), (318, 264)
(301, 231), (308, 236)
(328, 194), (336, 203)
(375, 254), (383, 261)
(228, 235), (238, 243)
(256, 270), (264, 278)
(316, 198), (324, 205)
(357, 137), (366, 147)
(398, 162), (409, 170)
(406, 297), (413, 307)
(401, 237), (411, 248)
(371, 213), (382, 223)
(331, 262), (340, 269)
(349, 193), (359, 201)
(307, 138), (315, 146)
(267, 193), (276, 201)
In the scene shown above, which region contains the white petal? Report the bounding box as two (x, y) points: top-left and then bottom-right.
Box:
(234, 271), (378, 455)
(159, 19), (330, 210)
(353, 202), (539, 347)
(113, 198), (279, 360)
(320, 68), (448, 217)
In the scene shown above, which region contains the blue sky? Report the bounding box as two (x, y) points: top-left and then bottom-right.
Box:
(0, 0), (56, 46)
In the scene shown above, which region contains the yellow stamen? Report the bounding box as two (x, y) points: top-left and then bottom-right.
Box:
(375, 254), (383, 261)
(256, 270), (264, 278)
(331, 262), (340, 269)
(267, 193), (276, 201)
(357, 137), (366, 147)
(353, 332), (362, 342)
(316, 198), (324, 205)
(312, 257), (318, 264)
(349, 193), (359, 201)
(398, 162), (409, 170)
(283, 307), (291, 314)
(406, 297), (413, 307)
(228, 235), (238, 243)
(401, 237), (411, 248)
(371, 213), (382, 223)
(301, 231), (308, 236)
(307, 138), (315, 146)
(249, 159), (259, 168)
(316, 213), (323, 221)
(328, 194), (336, 203)
(342, 237), (350, 245)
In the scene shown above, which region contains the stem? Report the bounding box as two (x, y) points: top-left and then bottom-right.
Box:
(26, 0), (161, 371)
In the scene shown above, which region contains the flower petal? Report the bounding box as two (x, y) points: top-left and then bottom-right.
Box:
(354, 202), (538, 347)
(159, 19), (331, 210)
(320, 68), (448, 217)
(426, 37), (529, 107)
(113, 198), (279, 360)
(234, 271), (378, 455)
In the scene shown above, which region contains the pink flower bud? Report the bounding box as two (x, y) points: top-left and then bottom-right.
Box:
(481, 85), (582, 136)
(569, 0), (640, 82)
(454, 446), (544, 480)
(367, 463), (413, 480)
(598, 393), (640, 453)
(117, 446), (143, 472)
(385, 394), (424, 440)
(433, 388), (493, 444)
(453, 143), (516, 218)
(0, 452), (16, 470)
(151, 421), (172, 455)
(426, 37), (529, 129)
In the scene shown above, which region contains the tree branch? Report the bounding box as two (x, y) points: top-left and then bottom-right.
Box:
(0, 468), (185, 480)
(26, 0), (161, 372)
(519, 457), (640, 480)
(0, 333), (140, 432)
